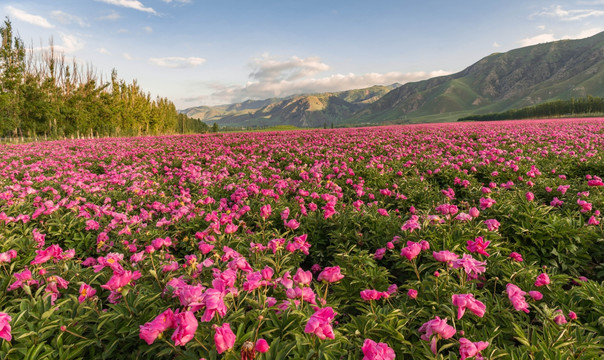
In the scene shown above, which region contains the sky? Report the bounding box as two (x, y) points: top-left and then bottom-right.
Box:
(2, 1), (604, 109)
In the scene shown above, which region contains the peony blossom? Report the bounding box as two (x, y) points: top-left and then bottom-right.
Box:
(317, 266), (344, 283)
(459, 338), (489, 360)
(466, 237), (490, 257)
(255, 338), (270, 353)
(528, 291), (543, 301)
(78, 283), (97, 303)
(214, 323), (236, 354)
(418, 316), (456, 354)
(139, 308), (175, 345)
(407, 289), (418, 299)
(0, 313), (11, 342)
(506, 283), (529, 313)
(509, 252), (523, 262)
(534, 273), (550, 287)
(401, 242), (422, 261)
(452, 254), (487, 279)
(362, 338), (396, 360)
(433, 250), (459, 264)
(304, 307), (336, 340)
(451, 294), (486, 319)
(171, 311), (198, 346)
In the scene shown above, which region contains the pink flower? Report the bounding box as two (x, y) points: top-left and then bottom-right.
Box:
(293, 268), (313, 286)
(304, 307), (336, 340)
(317, 266), (344, 283)
(377, 208), (389, 216)
(172, 311), (198, 346)
(506, 283), (529, 313)
(200, 279), (228, 322)
(361, 338), (396, 360)
(101, 270), (141, 292)
(214, 323), (236, 354)
(260, 204), (272, 219)
(151, 236), (172, 250)
(374, 248), (386, 260)
(568, 311), (577, 320)
(452, 254), (487, 279)
(401, 242), (421, 261)
(451, 294), (486, 319)
(466, 237), (490, 257)
(78, 283), (97, 303)
(433, 250), (459, 264)
(469, 207), (480, 218)
(0, 250), (17, 263)
(255, 338), (270, 353)
(0, 313), (11, 341)
(284, 218), (300, 230)
(525, 192), (535, 202)
(30, 244), (63, 265)
(509, 252), (523, 262)
(360, 289), (385, 301)
(528, 291), (543, 301)
(553, 311), (567, 325)
(479, 197), (496, 210)
(224, 223), (238, 234)
(483, 219), (500, 231)
(418, 316), (456, 354)
(139, 308), (175, 345)
(534, 273), (550, 287)
(459, 338), (489, 360)
(550, 197), (564, 207)
(407, 289), (418, 299)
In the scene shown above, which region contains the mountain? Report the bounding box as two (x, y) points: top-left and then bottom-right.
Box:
(354, 31), (604, 124)
(180, 85), (399, 127)
(182, 32), (604, 127)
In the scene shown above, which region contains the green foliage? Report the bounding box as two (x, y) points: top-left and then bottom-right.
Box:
(0, 18), (208, 139)
(459, 96), (604, 121)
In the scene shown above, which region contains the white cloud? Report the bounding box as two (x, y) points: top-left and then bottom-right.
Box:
(519, 33), (557, 46)
(534, 5), (604, 21)
(96, 0), (156, 14)
(6, 6), (54, 28)
(51, 10), (88, 27)
(97, 47), (110, 54)
(250, 55), (330, 82)
(123, 53), (133, 60)
(519, 27), (603, 46)
(55, 33), (85, 53)
(143, 26), (153, 33)
(200, 55), (451, 105)
(537, 25), (546, 30)
(99, 11), (121, 21)
(492, 42), (501, 48)
(149, 56), (206, 68)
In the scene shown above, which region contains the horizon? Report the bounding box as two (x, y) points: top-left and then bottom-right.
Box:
(3, 1), (604, 109)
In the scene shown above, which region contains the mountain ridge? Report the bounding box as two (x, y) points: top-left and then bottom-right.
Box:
(182, 32), (604, 127)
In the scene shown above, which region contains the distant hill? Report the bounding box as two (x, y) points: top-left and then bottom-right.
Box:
(353, 31), (604, 124)
(180, 85), (399, 127)
(181, 32), (604, 126)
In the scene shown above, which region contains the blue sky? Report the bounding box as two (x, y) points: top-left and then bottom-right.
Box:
(3, 1), (604, 109)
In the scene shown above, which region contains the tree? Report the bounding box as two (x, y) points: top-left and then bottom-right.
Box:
(211, 122), (219, 133)
(0, 17), (25, 136)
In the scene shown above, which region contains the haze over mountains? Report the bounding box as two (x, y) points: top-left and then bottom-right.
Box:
(181, 31), (604, 127)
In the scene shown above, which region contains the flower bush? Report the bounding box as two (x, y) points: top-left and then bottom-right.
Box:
(0, 118), (602, 359)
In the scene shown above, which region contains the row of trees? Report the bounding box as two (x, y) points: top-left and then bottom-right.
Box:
(458, 96), (604, 122)
(0, 18), (209, 139)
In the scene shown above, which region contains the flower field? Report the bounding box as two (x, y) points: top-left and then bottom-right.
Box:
(0, 118), (603, 359)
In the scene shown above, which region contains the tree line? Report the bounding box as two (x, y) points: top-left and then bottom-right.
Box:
(458, 96), (604, 122)
(0, 18), (210, 139)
